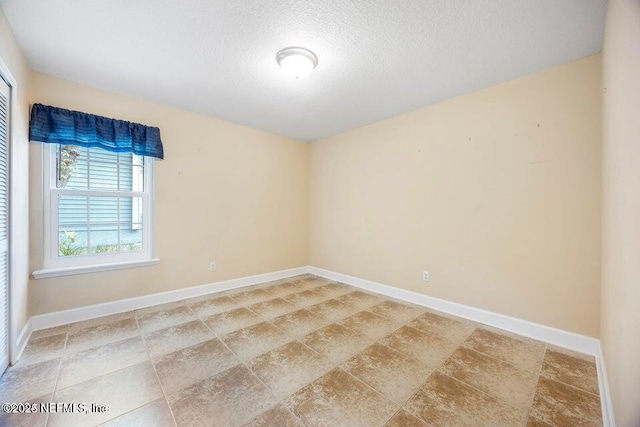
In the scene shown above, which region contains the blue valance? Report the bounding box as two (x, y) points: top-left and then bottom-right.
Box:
(29, 103), (164, 159)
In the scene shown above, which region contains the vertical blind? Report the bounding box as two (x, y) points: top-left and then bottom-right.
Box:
(0, 91), (7, 242)
(0, 79), (10, 373)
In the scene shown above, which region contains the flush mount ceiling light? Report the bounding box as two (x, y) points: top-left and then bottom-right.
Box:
(276, 47), (318, 79)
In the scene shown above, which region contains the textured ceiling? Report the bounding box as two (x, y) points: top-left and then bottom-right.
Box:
(1, 0), (607, 141)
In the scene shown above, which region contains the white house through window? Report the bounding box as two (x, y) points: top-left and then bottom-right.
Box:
(44, 144), (153, 268)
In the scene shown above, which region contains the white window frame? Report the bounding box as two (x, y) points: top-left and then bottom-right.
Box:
(37, 144), (156, 276)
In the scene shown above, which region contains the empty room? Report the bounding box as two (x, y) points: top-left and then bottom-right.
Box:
(0, 0), (638, 426)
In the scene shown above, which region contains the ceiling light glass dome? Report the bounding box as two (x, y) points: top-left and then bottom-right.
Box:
(276, 47), (318, 79)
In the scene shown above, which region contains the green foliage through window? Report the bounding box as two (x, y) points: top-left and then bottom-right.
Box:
(58, 145), (81, 188)
(58, 231), (84, 256)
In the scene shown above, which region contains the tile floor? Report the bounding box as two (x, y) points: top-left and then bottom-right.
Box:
(0, 275), (602, 426)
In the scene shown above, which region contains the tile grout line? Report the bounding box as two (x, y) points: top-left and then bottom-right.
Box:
(44, 331), (69, 427)
(424, 328), (541, 422)
(529, 340), (602, 399)
(521, 343), (548, 427)
(254, 295), (381, 364)
(441, 370), (534, 419)
(228, 283), (430, 426)
(48, 335), (146, 393)
(62, 316), (140, 356)
(362, 304), (588, 424)
(449, 327), (601, 414)
(48, 319), (161, 425)
(332, 367), (405, 420)
(194, 306), (308, 426)
(191, 282), (393, 427)
(459, 337), (548, 375)
(537, 371), (602, 398)
(341, 357), (428, 426)
(378, 328), (478, 426)
(345, 315), (479, 424)
(135, 315), (180, 427)
(443, 349), (545, 420)
(394, 322), (468, 347)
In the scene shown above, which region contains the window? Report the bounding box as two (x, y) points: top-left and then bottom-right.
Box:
(43, 144), (154, 269)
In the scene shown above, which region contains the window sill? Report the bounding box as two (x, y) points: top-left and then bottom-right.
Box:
(32, 258), (160, 280)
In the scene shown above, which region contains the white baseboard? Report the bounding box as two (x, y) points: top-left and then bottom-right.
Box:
(309, 267), (599, 355)
(596, 346), (616, 427)
(308, 266), (615, 427)
(30, 266), (309, 331)
(13, 318), (32, 364)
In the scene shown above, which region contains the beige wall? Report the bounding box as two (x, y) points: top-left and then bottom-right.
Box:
(0, 8), (31, 355)
(310, 55), (602, 337)
(29, 73), (309, 314)
(601, 0), (640, 425)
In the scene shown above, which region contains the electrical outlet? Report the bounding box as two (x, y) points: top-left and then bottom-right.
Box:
(422, 271), (430, 282)
(209, 262), (217, 272)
